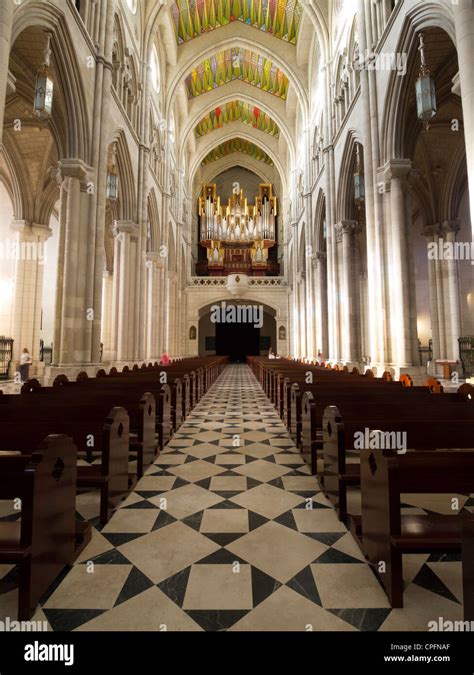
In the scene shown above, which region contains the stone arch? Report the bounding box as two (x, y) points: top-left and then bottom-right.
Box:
(108, 130), (137, 221)
(189, 130), (287, 196)
(336, 130), (363, 222)
(147, 188), (161, 253)
(12, 3), (90, 163)
(380, 2), (456, 164)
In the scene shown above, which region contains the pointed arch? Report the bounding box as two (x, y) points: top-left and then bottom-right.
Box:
(12, 2), (91, 162)
(336, 130), (363, 223)
(108, 130), (137, 221)
(380, 2), (456, 164)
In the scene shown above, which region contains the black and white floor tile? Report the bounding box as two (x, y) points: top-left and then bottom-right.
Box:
(0, 365), (467, 631)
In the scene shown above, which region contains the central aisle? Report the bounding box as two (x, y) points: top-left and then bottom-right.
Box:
(34, 365), (463, 631)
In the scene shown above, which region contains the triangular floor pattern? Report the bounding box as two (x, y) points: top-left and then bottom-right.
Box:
(0, 365), (466, 631)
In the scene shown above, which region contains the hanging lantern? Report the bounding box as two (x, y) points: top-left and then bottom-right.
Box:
(416, 33), (437, 130)
(353, 143), (365, 204)
(106, 143), (119, 200)
(33, 32), (54, 120)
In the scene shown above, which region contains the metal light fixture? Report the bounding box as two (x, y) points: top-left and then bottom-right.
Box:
(354, 143), (365, 204)
(416, 33), (437, 130)
(106, 143), (119, 200)
(33, 32), (54, 120)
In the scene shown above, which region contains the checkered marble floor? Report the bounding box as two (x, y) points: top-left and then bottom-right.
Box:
(0, 365), (470, 631)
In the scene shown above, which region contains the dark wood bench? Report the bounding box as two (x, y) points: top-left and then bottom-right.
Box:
(22, 381), (156, 479)
(0, 402), (130, 524)
(463, 517), (474, 620)
(323, 405), (474, 523)
(0, 435), (90, 620)
(360, 448), (474, 607)
(302, 387), (473, 474)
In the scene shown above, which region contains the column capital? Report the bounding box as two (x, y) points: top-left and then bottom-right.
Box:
(382, 158), (413, 182)
(51, 159), (94, 187)
(335, 220), (359, 242)
(113, 220), (140, 240)
(146, 252), (165, 268)
(422, 223), (441, 239)
(10, 220), (53, 241)
(441, 220), (461, 236)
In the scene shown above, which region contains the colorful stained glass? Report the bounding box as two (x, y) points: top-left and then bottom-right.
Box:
(171, 0), (302, 45)
(195, 101), (280, 138)
(185, 48), (289, 100)
(201, 138), (274, 165)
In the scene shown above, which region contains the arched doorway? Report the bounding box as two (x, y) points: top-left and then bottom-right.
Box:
(198, 300), (277, 362)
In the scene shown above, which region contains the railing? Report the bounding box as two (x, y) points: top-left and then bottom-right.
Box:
(0, 337), (13, 380)
(190, 277), (288, 287)
(249, 278), (288, 287)
(418, 339), (433, 367)
(459, 337), (474, 378)
(39, 340), (53, 365)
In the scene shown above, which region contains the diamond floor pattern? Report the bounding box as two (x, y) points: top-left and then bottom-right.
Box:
(0, 365), (466, 631)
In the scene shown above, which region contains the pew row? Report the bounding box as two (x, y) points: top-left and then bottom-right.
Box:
(0, 435), (91, 620)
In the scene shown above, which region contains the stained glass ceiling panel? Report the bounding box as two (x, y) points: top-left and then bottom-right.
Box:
(171, 0), (302, 45)
(185, 48), (289, 100)
(195, 101), (280, 138)
(201, 138), (274, 165)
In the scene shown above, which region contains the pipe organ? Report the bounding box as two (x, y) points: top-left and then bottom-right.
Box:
(198, 183), (279, 276)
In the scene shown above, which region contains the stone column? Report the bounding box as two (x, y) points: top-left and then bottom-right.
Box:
(145, 252), (164, 361)
(321, 60), (338, 362)
(10, 221), (52, 375)
(337, 220), (359, 364)
(112, 221), (140, 363)
(441, 220), (462, 361)
(313, 252), (328, 358)
(423, 225), (442, 361)
(167, 271), (178, 356)
(356, 0), (385, 366)
(101, 270), (114, 362)
(0, 1), (14, 146)
(434, 226), (447, 359)
(53, 161), (95, 368)
(384, 159), (418, 367)
(297, 270), (307, 357)
(454, 0), (474, 237)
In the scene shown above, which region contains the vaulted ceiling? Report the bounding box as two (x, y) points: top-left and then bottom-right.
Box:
(166, 0), (308, 192)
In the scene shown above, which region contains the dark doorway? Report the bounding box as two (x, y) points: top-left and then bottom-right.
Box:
(216, 322), (260, 362)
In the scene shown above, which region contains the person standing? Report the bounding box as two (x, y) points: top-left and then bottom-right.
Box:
(160, 352), (170, 366)
(19, 348), (32, 384)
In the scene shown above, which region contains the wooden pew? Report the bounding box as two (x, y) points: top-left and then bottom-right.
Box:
(463, 517), (474, 621)
(302, 386), (473, 475)
(323, 404), (474, 523)
(0, 403), (130, 524)
(25, 381), (156, 479)
(0, 435), (85, 620)
(360, 448), (474, 607)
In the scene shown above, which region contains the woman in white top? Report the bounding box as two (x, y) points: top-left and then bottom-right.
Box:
(20, 348), (32, 383)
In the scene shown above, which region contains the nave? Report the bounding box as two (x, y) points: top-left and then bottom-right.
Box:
(0, 365), (468, 632)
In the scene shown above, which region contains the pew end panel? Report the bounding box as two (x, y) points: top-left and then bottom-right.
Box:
(360, 450), (474, 608)
(301, 392), (320, 476)
(102, 407), (130, 522)
(0, 435), (78, 620)
(322, 406), (356, 523)
(463, 517), (474, 621)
